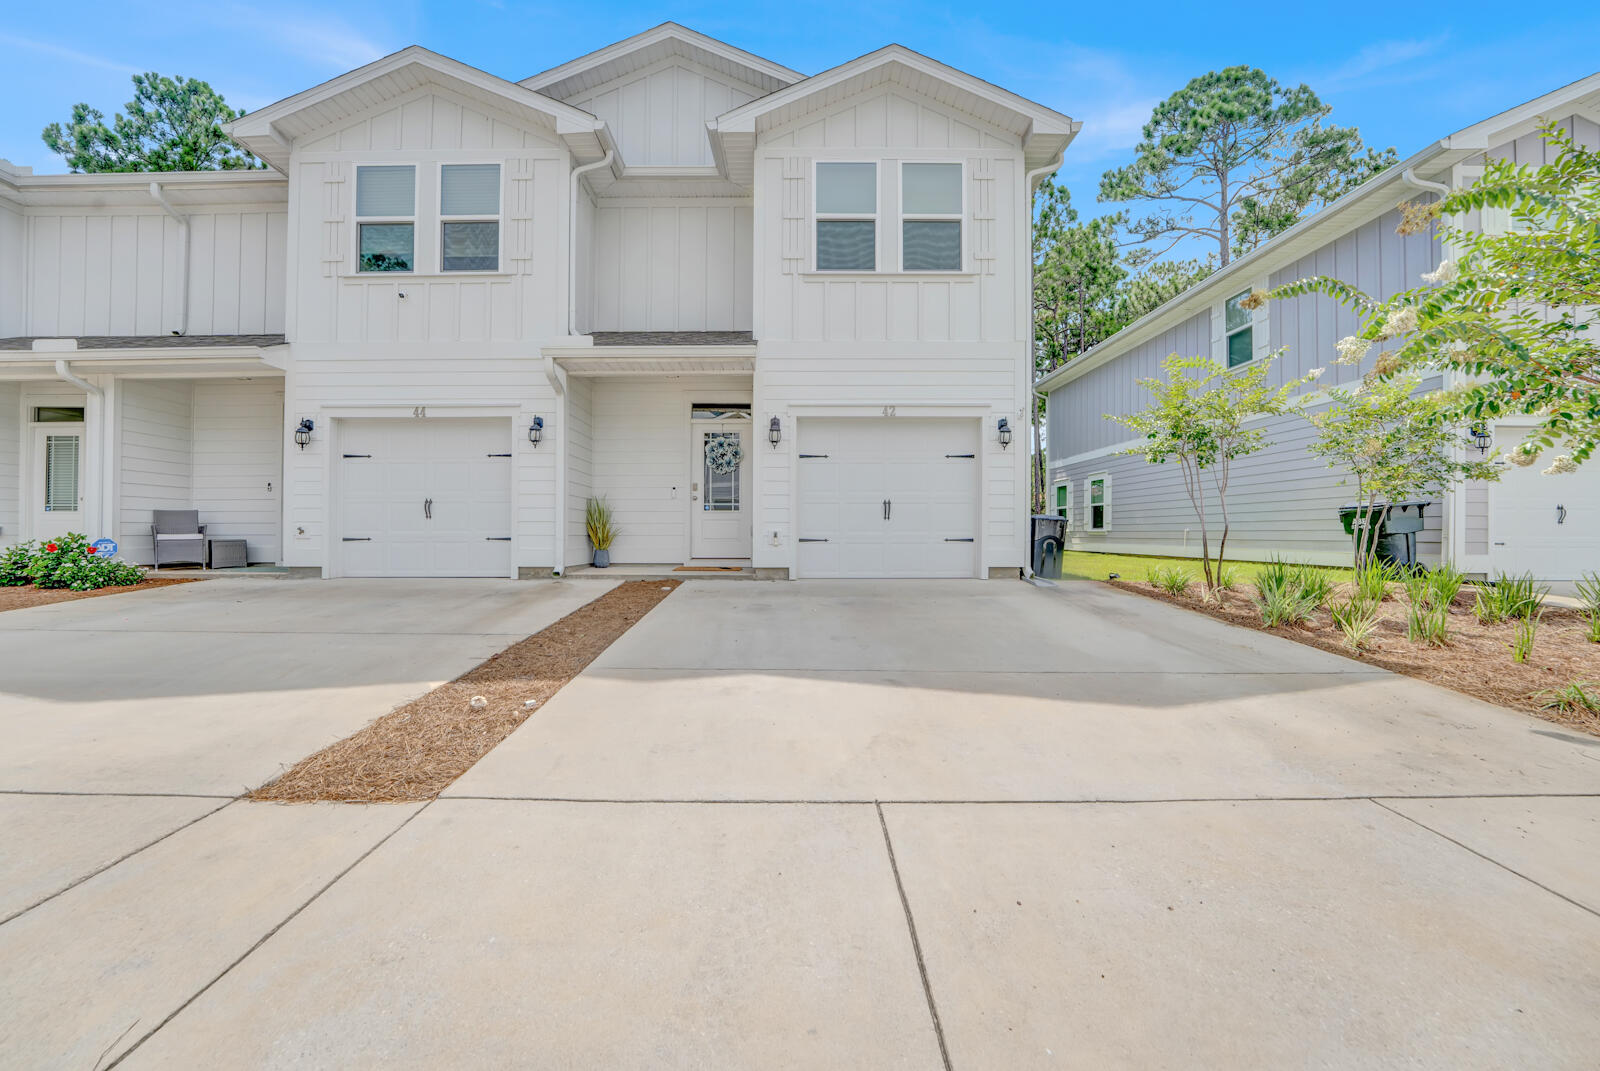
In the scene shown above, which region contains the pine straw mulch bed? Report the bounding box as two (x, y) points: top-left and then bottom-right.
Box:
(251, 579), (680, 803)
(1112, 579), (1600, 738)
(0, 576), (198, 614)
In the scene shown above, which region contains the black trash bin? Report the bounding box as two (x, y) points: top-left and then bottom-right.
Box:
(1031, 514), (1067, 579)
(1337, 501), (1428, 567)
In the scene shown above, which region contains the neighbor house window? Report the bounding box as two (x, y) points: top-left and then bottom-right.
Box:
(815, 162), (876, 271)
(1054, 481), (1072, 526)
(356, 165), (415, 272)
(440, 163), (501, 272)
(901, 162), (962, 271)
(1225, 289), (1253, 367)
(1087, 475), (1110, 532)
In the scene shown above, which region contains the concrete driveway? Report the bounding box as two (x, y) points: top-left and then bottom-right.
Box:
(2, 578), (1598, 1068)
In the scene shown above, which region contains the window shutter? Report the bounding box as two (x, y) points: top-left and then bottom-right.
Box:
(1102, 476), (1112, 532)
(506, 157), (536, 274)
(970, 157), (996, 274)
(780, 156), (808, 275)
(321, 162), (347, 278)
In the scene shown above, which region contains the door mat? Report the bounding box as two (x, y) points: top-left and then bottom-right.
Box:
(249, 579), (680, 802)
(673, 565), (744, 572)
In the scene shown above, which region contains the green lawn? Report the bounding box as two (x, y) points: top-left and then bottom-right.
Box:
(1056, 550), (1353, 584)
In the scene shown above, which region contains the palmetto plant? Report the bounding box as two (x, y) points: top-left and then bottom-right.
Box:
(585, 497), (617, 551)
(1329, 597), (1382, 651)
(1148, 564), (1194, 596)
(1473, 572), (1548, 625)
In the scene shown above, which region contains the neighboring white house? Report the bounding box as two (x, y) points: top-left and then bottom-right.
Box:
(1037, 73), (1600, 582)
(0, 23), (1078, 578)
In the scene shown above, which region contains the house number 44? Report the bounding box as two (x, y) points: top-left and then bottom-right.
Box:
(412, 406), (428, 418)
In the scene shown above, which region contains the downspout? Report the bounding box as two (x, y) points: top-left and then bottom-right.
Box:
(1022, 151), (1067, 578)
(567, 150), (614, 337)
(1400, 165), (1457, 565)
(55, 359), (107, 542)
(54, 359), (101, 398)
(149, 182), (190, 336)
(543, 356), (568, 576)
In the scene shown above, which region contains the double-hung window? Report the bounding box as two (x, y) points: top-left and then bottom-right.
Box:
(901, 162), (962, 271)
(441, 163), (501, 272)
(1054, 481), (1072, 526)
(1224, 289), (1254, 367)
(1087, 475), (1110, 532)
(355, 165), (416, 273)
(815, 162), (877, 271)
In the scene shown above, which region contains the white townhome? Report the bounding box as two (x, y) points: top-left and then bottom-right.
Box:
(0, 23), (1078, 579)
(1037, 73), (1600, 582)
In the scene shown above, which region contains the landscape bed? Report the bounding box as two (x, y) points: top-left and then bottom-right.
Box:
(0, 577), (198, 614)
(1112, 578), (1600, 737)
(251, 579), (680, 803)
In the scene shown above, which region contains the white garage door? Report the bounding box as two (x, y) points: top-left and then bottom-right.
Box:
(338, 419), (512, 577)
(1490, 452), (1600, 580)
(796, 418), (979, 578)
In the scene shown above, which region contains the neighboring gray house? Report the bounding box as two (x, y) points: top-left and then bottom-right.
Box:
(1038, 73), (1600, 581)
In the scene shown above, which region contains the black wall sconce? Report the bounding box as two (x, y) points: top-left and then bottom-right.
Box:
(997, 417), (1012, 449)
(528, 415), (544, 447)
(1469, 425), (1491, 455)
(293, 418), (314, 449)
(769, 415), (781, 447)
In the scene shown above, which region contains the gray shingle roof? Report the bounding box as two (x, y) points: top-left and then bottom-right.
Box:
(0, 334), (286, 351)
(588, 331), (754, 347)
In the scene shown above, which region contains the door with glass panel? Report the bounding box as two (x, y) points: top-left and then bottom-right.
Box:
(690, 407), (753, 560)
(32, 419), (85, 539)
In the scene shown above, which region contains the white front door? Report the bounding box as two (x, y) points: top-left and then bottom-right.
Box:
(690, 422), (752, 560)
(796, 417), (979, 578)
(1490, 450), (1600, 580)
(32, 424), (85, 540)
(337, 418), (513, 577)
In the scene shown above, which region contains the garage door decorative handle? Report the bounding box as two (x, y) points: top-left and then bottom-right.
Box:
(798, 538), (828, 543)
(485, 537), (511, 541)
(945, 453), (975, 459)
(341, 537), (372, 542)
(945, 537), (974, 542)
(798, 453), (828, 459)
(1557, 504), (1566, 524)
(424, 498), (432, 519)
(342, 453), (371, 459)
(486, 453), (511, 458)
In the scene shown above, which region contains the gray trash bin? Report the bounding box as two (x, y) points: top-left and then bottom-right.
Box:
(1337, 500), (1429, 567)
(1031, 515), (1067, 579)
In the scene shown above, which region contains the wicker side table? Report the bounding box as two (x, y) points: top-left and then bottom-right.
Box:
(207, 538), (249, 569)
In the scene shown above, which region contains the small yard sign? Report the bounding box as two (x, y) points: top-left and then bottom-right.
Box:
(92, 538), (118, 557)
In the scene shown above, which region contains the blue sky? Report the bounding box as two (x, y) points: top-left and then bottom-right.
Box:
(4, 0), (1598, 223)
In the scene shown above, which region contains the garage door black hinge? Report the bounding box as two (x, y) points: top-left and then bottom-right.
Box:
(485, 537), (512, 541)
(798, 537), (828, 542)
(486, 453), (512, 458)
(342, 537), (372, 542)
(944, 537), (974, 542)
(798, 453), (828, 459)
(342, 453), (372, 459)
(945, 453), (976, 459)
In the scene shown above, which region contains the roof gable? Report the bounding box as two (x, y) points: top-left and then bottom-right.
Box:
(520, 22), (803, 101)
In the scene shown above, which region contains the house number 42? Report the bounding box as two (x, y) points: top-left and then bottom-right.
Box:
(881, 405), (897, 418)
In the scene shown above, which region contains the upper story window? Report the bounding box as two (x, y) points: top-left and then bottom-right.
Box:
(440, 163), (501, 272)
(901, 163), (962, 271)
(815, 162), (877, 271)
(355, 165), (416, 273)
(1224, 289), (1253, 367)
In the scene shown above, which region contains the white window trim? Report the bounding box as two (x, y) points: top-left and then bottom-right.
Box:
(1214, 278), (1269, 369)
(1086, 472), (1111, 533)
(813, 159), (878, 273)
(437, 161), (504, 275)
(353, 163), (418, 275)
(898, 159), (965, 273)
(1050, 477), (1073, 529)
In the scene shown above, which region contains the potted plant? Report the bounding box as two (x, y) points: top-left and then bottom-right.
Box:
(585, 496), (617, 568)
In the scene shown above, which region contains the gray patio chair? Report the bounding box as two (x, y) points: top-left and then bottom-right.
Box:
(151, 510), (207, 570)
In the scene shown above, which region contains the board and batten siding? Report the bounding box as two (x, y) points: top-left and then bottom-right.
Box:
(587, 201), (753, 331)
(564, 61), (759, 168)
(21, 205), (286, 338)
(0, 383), (19, 543)
(0, 201), (26, 337)
(750, 85), (1032, 575)
(564, 376), (594, 567)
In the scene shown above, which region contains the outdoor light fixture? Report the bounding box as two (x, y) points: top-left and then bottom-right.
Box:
(1470, 425), (1491, 455)
(528, 416), (544, 447)
(293, 418), (314, 449)
(769, 415), (781, 447)
(997, 417), (1013, 449)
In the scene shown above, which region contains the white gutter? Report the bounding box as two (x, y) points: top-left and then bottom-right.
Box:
(1400, 167), (1451, 197)
(567, 150), (614, 335)
(149, 182), (190, 336)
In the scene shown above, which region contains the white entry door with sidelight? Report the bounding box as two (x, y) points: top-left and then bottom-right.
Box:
(690, 406), (753, 560)
(32, 418), (85, 540)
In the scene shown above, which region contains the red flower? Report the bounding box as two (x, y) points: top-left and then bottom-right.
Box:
(45, 543), (58, 553)
(86, 546), (97, 555)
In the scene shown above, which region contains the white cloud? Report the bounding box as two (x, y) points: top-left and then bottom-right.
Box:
(0, 32), (140, 76)
(208, 5), (391, 71)
(1319, 35), (1449, 91)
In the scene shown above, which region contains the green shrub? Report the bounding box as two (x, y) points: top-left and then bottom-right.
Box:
(1353, 558), (1395, 604)
(1147, 564), (1193, 596)
(0, 541), (37, 586)
(1576, 572), (1600, 616)
(1290, 564), (1335, 608)
(1428, 563), (1466, 609)
(1329, 597), (1382, 651)
(1538, 680), (1600, 715)
(1257, 585), (1320, 628)
(27, 533), (144, 591)
(1511, 613), (1540, 664)
(1473, 572), (1549, 625)
(1406, 600), (1451, 647)
(1403, 571), (1435, 611)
